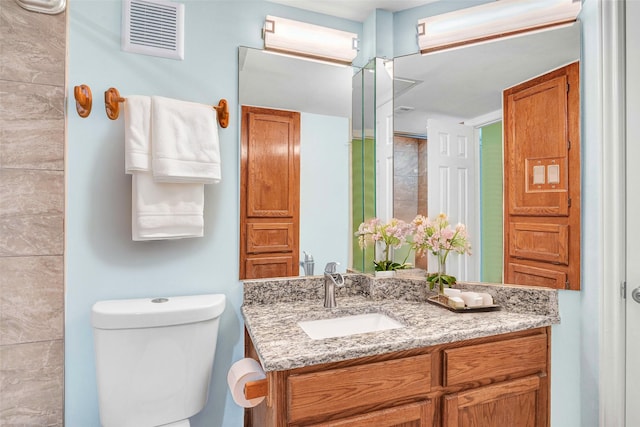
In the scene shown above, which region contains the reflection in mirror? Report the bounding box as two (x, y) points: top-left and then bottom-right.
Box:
(351, 59), (377, 273)
(393, 23), (580, 283)
(238, 47), (352, 278)
(351, 58), (396, 274)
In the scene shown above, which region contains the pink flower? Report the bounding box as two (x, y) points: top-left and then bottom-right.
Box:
(410, 213), (472, 258)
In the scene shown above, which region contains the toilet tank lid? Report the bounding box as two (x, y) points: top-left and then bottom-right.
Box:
(91, 294), (226, 329)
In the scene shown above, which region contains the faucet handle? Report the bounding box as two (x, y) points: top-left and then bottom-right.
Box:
(324, 262), (339, 274)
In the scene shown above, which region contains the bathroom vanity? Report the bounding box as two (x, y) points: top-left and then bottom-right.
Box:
(242, 275), (558, 427)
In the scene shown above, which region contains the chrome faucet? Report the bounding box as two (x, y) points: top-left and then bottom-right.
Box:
(324, 262), (344, 308)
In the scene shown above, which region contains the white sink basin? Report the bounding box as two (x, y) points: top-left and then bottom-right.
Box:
(298, 313), (404, 340)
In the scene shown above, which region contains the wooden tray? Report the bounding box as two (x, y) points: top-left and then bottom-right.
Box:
(427, 295), (501, 313)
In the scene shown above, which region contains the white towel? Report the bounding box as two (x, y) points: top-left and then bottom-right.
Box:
(151, 96), (221, 184)
(124, 96), (152, 173)
(131, 172), (204, 241)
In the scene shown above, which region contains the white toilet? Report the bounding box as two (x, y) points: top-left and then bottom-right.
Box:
(91, 294), (226, 427)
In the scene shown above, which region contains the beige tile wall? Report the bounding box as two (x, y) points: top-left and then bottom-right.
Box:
(0, 1), (66, 425)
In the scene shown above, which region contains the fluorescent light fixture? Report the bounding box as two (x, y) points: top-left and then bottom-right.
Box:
(263, 15), (358, 65)
(417, 0), (581, 54)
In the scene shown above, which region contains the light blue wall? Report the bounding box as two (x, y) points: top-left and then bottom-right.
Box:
(362, 9), (394, 60)
(299, 113), (350, 274)
(577, 0), (602, 425)
(65, 2), (360, 426)
(67, 1), (602, 426)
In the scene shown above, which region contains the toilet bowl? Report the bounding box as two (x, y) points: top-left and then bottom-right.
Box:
(91, 294), (226, 427)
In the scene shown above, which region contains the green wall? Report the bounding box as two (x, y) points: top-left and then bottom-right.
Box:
(351, 137), (376, 272)
(480, 122), (503, 283)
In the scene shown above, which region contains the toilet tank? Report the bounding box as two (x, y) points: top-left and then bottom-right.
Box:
(91, 294), (226, 427)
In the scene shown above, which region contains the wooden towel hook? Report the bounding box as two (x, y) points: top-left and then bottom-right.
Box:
(104, 87), (125, 120)
(73, 84), (92, 118)
(214, 99), (229, 128)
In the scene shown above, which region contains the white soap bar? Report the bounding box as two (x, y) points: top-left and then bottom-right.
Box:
(447, 296), (465, 309)
(478, 292), (494, 306)
(459, 292), (483, 307)
(443, 288), (461, 297)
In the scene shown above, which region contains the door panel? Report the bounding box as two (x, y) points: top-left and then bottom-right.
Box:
(245, 112), (297, 217)
(240, 106), (300, 279)
(503, 62), (580, 290)
(508, 222), (569, 264)
(507, 76), (570, 216)
(443, 376), (542, 427)
(246, 222), (294, 253)
(244, 255), (295, 280)
(508, 263), (566, 289)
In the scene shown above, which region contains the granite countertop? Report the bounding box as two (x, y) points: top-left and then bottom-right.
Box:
(242, 274), (560, 372)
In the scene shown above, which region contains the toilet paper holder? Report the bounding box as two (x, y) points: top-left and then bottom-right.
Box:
(244, 378), (268, 400)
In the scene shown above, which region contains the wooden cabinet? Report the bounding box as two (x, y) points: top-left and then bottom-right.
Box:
(443, 375), (543, 427)
(240, 106), (300, 279)
(245, 327), (550, 427)
(503, 62), (581, 290)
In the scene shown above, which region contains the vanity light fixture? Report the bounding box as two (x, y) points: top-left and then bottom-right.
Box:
(263, 15), (359, 65)
(417, 0), (581, 54)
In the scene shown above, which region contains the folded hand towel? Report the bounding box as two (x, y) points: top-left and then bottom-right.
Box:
(132, 172), (204, 240)
(151, 96), (221, 184)
(124, 96), (152, 173)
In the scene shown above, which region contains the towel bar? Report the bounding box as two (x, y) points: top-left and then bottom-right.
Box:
(73, 84), (92, 118)
(101, 87), (229, 128)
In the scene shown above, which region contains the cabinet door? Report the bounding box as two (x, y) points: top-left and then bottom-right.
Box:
(240, 106), (300, 279)
(503, 62), (580, 290)
(305, 401), (433, 427)
(443, 375), (545, 427)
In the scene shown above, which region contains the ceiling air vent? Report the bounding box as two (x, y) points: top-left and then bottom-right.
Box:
(122, 0), (184, 60)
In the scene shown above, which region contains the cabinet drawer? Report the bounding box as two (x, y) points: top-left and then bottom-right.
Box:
(306, 400), (433, 427)
(287, 354), (432, 424)
(444, 334), (547, 387)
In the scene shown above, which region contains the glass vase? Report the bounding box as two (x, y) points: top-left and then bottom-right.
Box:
(437, 255), (447, 294)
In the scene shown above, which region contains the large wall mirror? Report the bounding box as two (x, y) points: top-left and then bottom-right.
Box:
(238, 47), (353, 278)
(393, 22), (581, 284)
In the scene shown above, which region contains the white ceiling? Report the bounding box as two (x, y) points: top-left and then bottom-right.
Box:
(268, 0), (436, 22)
(239, 48), (352, 118)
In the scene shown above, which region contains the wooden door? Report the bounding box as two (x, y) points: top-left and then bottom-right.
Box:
(503, 62), (580, 290)
(240, 106), (300, 279)
(443, 375), (545, 427)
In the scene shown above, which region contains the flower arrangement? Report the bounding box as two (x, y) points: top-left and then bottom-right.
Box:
(355, 217), (413, 271)
(411, 213), (472, 292)
(355, 214), (471, 282)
